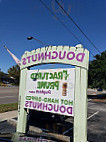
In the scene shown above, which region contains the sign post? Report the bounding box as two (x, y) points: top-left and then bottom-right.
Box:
(17, 68), (28, 133)
(16, 45), (89, 142)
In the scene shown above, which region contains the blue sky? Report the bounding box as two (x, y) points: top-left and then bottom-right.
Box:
(0, 0), (106, 73)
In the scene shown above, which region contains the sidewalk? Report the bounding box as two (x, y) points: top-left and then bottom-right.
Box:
(0, 110), (18, 122)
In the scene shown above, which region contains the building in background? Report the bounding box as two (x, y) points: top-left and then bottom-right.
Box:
(1, 76), (14, 84)
(0, 69), (14, 84)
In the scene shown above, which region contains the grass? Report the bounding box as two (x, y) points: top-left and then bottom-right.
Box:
(0, 82), (7, 87)
(0, 103), (18, 113)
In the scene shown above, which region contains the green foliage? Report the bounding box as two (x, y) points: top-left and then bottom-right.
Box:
(0, 82), (7, 87)
(0, 71), (7, 78)
(88, 51), (106, 89)
(8, 65), (20, 85)
(0, 71), (7, 85)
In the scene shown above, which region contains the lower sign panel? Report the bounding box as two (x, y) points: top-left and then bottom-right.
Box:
(24, 68), (75, 116)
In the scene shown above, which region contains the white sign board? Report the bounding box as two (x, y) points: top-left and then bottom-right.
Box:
(24, 68), (75, 116)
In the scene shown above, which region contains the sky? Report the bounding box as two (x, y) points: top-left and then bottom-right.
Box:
(0, 0), (106, 73)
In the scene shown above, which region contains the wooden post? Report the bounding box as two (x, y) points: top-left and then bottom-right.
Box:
(17, 68), (28, 133)
(74, 67), (88, 142)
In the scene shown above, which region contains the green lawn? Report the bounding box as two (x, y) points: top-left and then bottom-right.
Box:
(0, 103), (18, 113)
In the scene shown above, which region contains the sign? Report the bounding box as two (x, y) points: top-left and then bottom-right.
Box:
(21, 46), (89, 70)
(17, 45), (89, 142)
(24, 68), (75, 116)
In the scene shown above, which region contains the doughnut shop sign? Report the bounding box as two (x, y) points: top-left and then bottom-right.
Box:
(24, 68), (75, 116)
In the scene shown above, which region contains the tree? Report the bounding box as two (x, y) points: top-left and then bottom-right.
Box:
(8, 65), (20, 85)
(88, 51), (106, 89)
(0, 71), (7, 83)
(0, 71), (6, 78)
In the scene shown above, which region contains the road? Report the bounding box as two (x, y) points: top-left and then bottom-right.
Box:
(0, 86), (19, 104)
(0, 86), (104, 104)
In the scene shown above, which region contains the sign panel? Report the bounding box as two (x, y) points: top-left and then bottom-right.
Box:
(21, 46), (89, 70)
(24, 68), (75, 116)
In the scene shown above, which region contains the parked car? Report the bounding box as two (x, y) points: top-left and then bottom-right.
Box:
(97, 88), (103, 91)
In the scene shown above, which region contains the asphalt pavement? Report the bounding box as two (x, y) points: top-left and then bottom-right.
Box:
(87, 101), (106, 142)
(0, 86), (19, 104)
(0, 86), (105, 104)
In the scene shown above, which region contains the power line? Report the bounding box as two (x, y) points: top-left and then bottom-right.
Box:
(40, 0), (94, 56)
(40, 0), (81, 43)
(55, 0), (101, 54)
